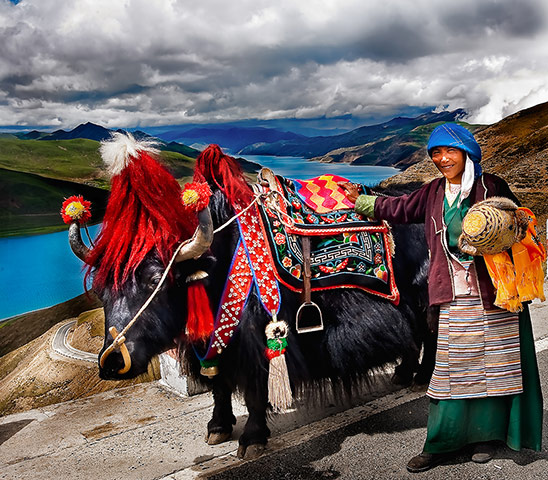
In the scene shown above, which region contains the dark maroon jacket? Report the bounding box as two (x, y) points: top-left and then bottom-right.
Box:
(374, 173), (519, 309)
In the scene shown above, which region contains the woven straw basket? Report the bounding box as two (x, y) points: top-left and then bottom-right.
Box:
(458, 197), (528, 256)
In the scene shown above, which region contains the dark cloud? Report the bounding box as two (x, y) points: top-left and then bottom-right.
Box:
(477, 1), (544, 37)
(0, 0), (547, 128)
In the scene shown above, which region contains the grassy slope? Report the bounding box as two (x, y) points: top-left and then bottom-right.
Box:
(0, 138), (106, 186)
(0, 138), (197, 237)
(0, 168), (109, 236)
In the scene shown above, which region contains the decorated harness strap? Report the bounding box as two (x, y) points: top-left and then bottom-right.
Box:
(197, 203), (281, 364)
(235, 202), (281, 317)
(195, 200), (292, 411)
(197, 239), (254, 365)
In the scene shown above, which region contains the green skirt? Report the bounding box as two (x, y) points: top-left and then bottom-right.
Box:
(423, 306), (543, 454)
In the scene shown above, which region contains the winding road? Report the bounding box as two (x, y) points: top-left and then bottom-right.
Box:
(51, 320), (97, 364)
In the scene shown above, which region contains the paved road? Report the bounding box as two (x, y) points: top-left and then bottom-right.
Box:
(0, 295), (546, 480)
(205, 348), (548, 480)
(51, 319), (97, 363)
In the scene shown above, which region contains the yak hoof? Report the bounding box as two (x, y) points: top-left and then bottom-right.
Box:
(237, 443), (265, 460)
(390, 371), (412, 386)
(409, 381), (428, 392)
(206, 432), (232, 445)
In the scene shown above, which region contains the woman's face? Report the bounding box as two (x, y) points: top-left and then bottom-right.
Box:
(430, 146), (466, 184)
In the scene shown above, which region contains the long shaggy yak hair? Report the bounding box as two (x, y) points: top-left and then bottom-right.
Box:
(86, 132), (195, 291)
(193, 144), (254, 207)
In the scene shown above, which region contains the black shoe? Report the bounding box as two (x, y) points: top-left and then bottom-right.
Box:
(406, 452), (450, 473)
(471, 443), (495, 464)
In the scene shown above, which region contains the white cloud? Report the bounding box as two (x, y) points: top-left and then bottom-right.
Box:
(0, 0), (547, 128)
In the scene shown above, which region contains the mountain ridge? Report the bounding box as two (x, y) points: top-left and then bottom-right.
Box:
(239, 109), (469, 159)
(157, 125), (306, 153)
(16, 122), (202, 158)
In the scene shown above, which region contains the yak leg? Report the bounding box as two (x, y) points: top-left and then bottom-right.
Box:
(413, 328), (436, 386)
(413, 305), (438, 387)
(236, 387), (270, 460)
(393, 304), (439, 387)
(391, 351), (419, 386)
(206, 376), (236, 445)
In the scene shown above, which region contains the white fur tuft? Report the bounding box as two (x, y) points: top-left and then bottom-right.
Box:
(100, 132), (160, 177)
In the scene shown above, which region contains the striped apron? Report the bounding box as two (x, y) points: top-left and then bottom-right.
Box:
(427, 259), (523, 400)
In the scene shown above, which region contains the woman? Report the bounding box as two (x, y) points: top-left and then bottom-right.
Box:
(340, 123), (543, 472)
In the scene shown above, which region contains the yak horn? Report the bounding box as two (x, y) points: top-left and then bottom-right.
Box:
(175, 208), (214, 263)
(68, 222), (91, 263)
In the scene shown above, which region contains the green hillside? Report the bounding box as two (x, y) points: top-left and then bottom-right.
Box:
(0, 138), (197, 237)
(0, 168), (109, 237)
(0, 138), (107, 186)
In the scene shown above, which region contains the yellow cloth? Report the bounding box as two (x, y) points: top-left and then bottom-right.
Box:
(483, 208), (546, 312)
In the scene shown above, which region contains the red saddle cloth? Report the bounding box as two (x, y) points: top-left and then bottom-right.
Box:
(254, 173), (399, 303)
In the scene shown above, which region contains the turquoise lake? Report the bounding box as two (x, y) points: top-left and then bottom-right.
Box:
(0, 156), (399, 320)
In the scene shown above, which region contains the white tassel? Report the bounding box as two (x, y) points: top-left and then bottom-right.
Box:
(268, 353), (293, 412)
(265, 319), (293, 412)
(100, 132), (160, 177)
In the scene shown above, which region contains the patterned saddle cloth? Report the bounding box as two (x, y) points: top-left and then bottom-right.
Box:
(253, 170), (399, 303)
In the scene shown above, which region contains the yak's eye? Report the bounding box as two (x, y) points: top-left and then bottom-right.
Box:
(148, 274), (163, 289)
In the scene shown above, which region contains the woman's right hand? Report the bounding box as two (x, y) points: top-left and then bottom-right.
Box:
(338, 181), (360, 203)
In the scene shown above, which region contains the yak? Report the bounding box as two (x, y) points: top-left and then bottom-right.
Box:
(66, 133), (434, 459)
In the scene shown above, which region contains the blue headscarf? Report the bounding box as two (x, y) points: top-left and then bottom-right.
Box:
(427, 123), (482, 177)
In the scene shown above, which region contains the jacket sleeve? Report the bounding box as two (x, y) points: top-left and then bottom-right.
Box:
(373, 182), (431, 224)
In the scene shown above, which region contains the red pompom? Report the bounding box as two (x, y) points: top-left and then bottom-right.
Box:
(60, 195), (92, 224)
(181, 182), (212, 214)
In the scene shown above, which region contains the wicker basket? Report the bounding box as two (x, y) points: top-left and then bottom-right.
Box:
(458, 197), (529, 256)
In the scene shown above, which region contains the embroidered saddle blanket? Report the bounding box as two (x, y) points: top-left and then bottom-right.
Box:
(253, 170), (399, 303)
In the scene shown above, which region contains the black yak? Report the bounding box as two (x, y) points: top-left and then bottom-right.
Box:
(66, 133), (433, 459)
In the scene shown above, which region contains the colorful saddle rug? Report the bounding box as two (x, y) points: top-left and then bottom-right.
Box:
(254, 172), (399, 303)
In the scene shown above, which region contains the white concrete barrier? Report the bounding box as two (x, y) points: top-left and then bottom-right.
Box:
(159, 349), (208, 396)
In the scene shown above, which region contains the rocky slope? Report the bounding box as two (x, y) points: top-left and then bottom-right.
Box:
(0, 308), (160, 416)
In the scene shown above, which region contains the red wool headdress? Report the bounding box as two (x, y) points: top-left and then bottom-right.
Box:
(193, 144), (253, 207)
(86, 132), (195, 291)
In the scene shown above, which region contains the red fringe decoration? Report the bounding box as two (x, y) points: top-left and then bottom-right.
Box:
(186, 281), (214, 341)
(194, 144), (253, 207)
(86, 150), (195, 292)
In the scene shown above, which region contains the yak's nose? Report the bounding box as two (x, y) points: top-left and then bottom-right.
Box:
(98, 349), (129, 379)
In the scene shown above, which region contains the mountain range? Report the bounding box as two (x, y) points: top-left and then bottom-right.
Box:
(239, 109), (469, 162)
(13, 109), (470, 169)
(18, 122), (201, 158)
(156, 126), (306, 153)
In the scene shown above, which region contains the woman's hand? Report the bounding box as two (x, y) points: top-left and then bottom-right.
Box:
(338, 181), (360, 203)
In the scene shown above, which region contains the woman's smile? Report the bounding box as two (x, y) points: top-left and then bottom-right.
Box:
(431, 146), (466, 184)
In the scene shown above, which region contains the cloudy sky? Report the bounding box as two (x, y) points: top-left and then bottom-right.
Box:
(1, 0), (548, 131)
